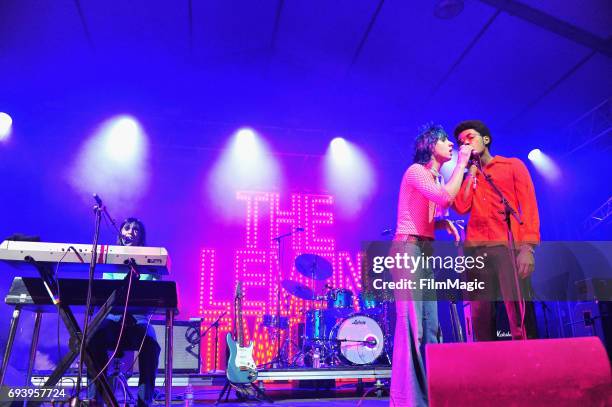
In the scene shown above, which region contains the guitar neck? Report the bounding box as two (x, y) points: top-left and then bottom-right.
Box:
(236, 289), (245, 347)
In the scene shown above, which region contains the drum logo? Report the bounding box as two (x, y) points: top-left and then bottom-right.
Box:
(352, 319), (366, 325)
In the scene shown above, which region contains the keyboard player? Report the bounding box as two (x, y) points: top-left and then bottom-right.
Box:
(87, 217), (160, 407)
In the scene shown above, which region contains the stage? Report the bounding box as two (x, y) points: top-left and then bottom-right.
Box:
(1, 0), (611, 406)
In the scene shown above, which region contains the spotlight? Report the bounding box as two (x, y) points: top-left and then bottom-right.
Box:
(330, 137), (349, 158)
(0, 112), (13, 140)
(527, 149), (560, 182)
(434, 0), (464, 19)
(236, 128), (256, 145)
(234, 128), (258, 158)
(207, 127), (282, 219)
(528, 149), (542, 161)
(69, 115), (150, 211)
(104, 117), (142, 161)
(325, 138), (375, 217)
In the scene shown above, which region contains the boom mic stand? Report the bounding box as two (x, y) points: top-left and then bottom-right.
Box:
(73, 194), (104, 405)
(472, 158), (528, 340)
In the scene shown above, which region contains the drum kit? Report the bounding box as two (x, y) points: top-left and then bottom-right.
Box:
(276, 253), (392, 367)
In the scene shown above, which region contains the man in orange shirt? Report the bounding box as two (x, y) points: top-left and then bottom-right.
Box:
(452, 120), (539, 341)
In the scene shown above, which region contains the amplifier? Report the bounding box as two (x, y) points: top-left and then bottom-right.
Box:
(134, 318), (202, 374)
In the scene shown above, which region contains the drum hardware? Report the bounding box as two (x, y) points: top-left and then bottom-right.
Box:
(261, 314), (289, 330)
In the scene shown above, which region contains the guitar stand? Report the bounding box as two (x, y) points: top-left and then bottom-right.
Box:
(215, 380), (273, 405)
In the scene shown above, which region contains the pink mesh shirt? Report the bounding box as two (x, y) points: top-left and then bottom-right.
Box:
(395, 163), (452, 239)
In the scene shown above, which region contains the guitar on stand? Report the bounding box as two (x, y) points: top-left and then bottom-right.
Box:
(226, 282), (257, 383)
(216, 282), (271, 404)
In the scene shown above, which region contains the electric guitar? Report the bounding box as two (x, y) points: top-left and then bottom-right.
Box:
(226, 281), (257, 383)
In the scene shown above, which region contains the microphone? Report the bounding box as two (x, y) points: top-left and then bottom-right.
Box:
(468, 151), (482, 168)
(93, 193), (103, 207)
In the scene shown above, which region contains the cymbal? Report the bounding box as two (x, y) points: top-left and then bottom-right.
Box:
(281, 279), (315, 300)
(294, 253), (333, 280)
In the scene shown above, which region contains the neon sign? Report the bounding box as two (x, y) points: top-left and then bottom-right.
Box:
(198, 191), (363, 371)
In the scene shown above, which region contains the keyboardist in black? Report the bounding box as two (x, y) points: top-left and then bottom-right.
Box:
(87, 218), (161, 407)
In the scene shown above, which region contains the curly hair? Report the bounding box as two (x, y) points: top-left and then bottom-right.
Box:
(413, 123), (449, 164)
(453, 120), (492, 147)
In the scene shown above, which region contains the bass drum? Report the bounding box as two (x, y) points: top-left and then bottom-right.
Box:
(330, 314), (384, 365)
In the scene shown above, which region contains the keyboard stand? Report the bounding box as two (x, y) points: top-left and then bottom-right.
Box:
(0, 262), (176, 407)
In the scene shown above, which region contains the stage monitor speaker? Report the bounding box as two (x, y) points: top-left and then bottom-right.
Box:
(134, 319), (201, 374)
(426, 337), (611, 406)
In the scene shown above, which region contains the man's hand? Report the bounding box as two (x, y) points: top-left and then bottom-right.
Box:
(457, 145), (474, 167)
(436, 219), (460, 242)
(516, 245), (535, 278)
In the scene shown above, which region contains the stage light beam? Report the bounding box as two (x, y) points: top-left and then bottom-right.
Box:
(325, 138), (376, 217)
(208, 128), (282, 219)
(528, 148), (560, 182)
(104, 117), (143, 162)
(69, 115), (150, 211)
(0, 112), (13, 141)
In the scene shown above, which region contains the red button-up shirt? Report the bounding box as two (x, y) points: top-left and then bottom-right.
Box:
(453, 156), (540, 245)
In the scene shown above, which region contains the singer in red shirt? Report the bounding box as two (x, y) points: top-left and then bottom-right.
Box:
(453, 120), (540, 341)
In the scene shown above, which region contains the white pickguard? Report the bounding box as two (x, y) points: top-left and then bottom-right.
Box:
(234, 342), (256, 369)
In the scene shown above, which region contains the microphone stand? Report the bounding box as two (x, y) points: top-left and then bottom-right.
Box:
(73, 195), (104, 405)
(472, 158), (527, 340)
(201, 311), (227, 373)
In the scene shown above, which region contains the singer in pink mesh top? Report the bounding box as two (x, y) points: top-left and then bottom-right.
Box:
(390, 124), (472, 407)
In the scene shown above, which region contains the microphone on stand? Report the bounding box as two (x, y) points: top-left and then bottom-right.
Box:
(93, 193), (104, 208)
(468, 151), (480, 167)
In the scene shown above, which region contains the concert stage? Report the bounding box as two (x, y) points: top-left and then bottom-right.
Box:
(2, 1), (612, 406)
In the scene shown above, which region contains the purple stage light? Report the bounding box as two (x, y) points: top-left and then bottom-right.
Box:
(0, 112), (13, 141)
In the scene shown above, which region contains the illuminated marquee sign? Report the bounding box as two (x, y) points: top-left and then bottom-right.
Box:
(198, 191), (363, 371)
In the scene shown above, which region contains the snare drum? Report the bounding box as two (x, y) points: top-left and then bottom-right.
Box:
(329, 314), (384, 365)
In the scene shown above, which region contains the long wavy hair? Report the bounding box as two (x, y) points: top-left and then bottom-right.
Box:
(413, 123), (449, 164)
